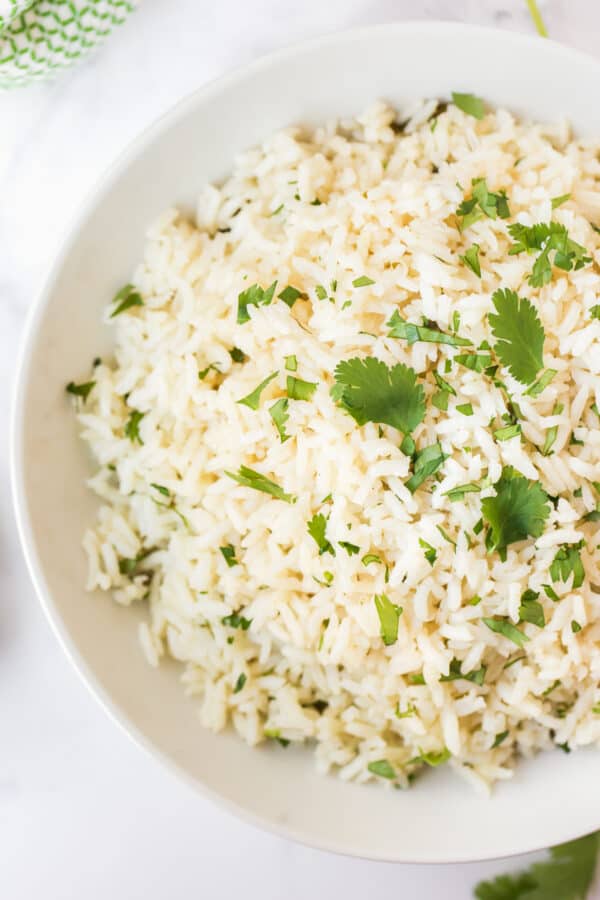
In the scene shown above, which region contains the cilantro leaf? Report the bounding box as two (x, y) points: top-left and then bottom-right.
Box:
(387, 310), (472, 346)
(444, 482), (481, 501)
(110, 284), (144, 317)
(66, 380), (95, 402)
(483, 616), (530, 648)
(225, 465), (295, 503)
(416, 748), (451, 767)
(284, 355), (297, 372)
(278, 285), (306, 307)
(334, 357), (426, 434)
(455, 352), (492, 372)
(551, 193), (571, 210)
(476, 832), (600, 900)
(482, 467), (550, 555)
(508, 222), (591, 287)
(525, 369), (557, 397)
(519, 589), (546, 627)
(286, 375), (317, 401)
(219, 544), (238, 568)
(233, 673), (246, 693)
(406, 442), (447, 493)
(222, 611), (251, 630)
(269, 398), (290, 442)
(451, 92), (485, 119)
(362, 553), (382, 566)
(353, 275), (375, 287)
(237, 371), (278, 410)
(590, 305), (600, 321)
(419, 538), (437, 566)
(550, 541), (585, 590)
(460, 243), (482, 276)
(229, 346), (248, 364)
(489, 289), (545, 385)
(339, 541), (360, 556)
(456, 178), (510, 230)
(374, 593), (402, 645)
(440, 658), (486, 686)
(124, 410), (145, 445)
(474, 872), (538, 899)
(237, 281), (277, 324)
(368, 759), (396, 779)
(307, 513), (335, 556)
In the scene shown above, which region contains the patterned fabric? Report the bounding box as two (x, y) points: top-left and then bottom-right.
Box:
(0, 0), (137, 88)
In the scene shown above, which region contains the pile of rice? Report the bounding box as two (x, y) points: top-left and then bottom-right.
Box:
(75, 99), (600, 791)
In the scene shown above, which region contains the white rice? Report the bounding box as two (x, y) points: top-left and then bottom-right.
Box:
(74, 100), (600, 791)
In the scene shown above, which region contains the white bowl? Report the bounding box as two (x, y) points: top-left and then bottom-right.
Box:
(12, 21), (600, 863)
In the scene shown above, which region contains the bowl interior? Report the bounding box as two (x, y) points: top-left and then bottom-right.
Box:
(13, 22), (600, 863)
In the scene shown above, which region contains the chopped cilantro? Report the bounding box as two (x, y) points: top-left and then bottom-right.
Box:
(543, 583), (560, 602)
(374, 593), (402, 646)
(333, 357), (426, 435)
(150, 483), (170, 497)
(362, 553), (382, 566)
(110, 284), (144, 317)
(451, 91), (485, 119)
(222, 612), (252, 630)
(278, 285), (305, 308)
(590, 304), (600, 320)
(233, 673), (247, 694)
(492, 731), (509, 749)
(286, 375), (317, 401)
(219, 544), (238, 568)
(269, 398), (290, 443)
(518, 589), (545, 627)
(410, 673), (426, 685)
(419, 538), (437, 566)
(455, 352), (492, 372)
(550, 541), (585, 590)
(525, 368), (557, 397)
(481, 467), (550, 556)
(417, 748), (451, 767)
(353, 275), (375, 287)
(444, 482), (481, 502)
(307, 513), (335, 556)
(284, 355), (297, 372)
(198, 364), (221, 380)
(237, 281), (277, 324)
(124, 410), (145, 445)
(406, 442), (447, 493)
(66, 380), (95, 402)
(483, 616), (530, 648)
(396, 703), (416, 718)
(456, 402), (474, 416)
(387, 309), (471, 346)
(551, 193), (571, 209)
(229, 346), (248, 363)
(237, 371), (278, 410)
(494, 423), (522, 441)
(456, 178), (510, 230)
(339, 541), (360, 556)
(440, 658), (486, 686)
(368, 759), (396, 779)
(315, 284), (328, 300)
(225, 465), (295, 503)
(459, 243), (481, 276)
(508, 221), (591, 287)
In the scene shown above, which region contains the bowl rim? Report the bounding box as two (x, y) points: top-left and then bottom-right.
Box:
(10, 19), (600, 864)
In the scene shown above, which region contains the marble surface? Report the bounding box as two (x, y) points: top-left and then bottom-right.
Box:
(3, 2), (600, 897)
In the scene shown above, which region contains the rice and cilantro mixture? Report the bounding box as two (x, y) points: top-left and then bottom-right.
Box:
(68, 93), (600, 791)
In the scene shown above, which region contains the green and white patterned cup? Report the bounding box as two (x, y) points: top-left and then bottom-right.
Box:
(0, 0), (137, 88)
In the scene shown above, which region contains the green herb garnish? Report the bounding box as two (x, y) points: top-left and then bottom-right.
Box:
(508, 221), (591, 287)
(459, 243), (481, 276)
(225, 465), (295, 503)
(284, 355), (297, 372)
(233, 673), (247, 694)
(405, 442), (447, 493)
(518, 589), (546, 627)
(483, 616), (530, 648)
(451, 92), (485, 120)
(374, 593), (402, 646)
(333, 357), (425, 435)
(352, 275), (375, 287)
(269, 398), (290, 443)
(481, 467), (550, 556)
(124, 410), (145, 444)
(307, 513), (335, 556)
(222, 612), (252, 630)
(387, 310), (471, 347)
(237, 371), (278, 410)
(110, 283), (144, 317)
(367, 759), (396, 779)
(440, 658), (486, 686)
(278, 285), (306, 308)
(66, 380), (95, 402)
(219, 544), (238, 568)
(456, 178), (510, 230)
(286, 375), (317, 401)
(550, 541), (585, 590)
(237, 281), (277, 324)
(489, 289), (545, 385)
(339, 541), (360, 556)
(444, 482), (481, 502)
(419, 538), (437, 566)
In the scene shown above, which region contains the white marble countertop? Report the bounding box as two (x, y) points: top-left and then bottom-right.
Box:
(3, 1), (600, 897)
